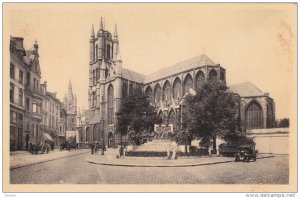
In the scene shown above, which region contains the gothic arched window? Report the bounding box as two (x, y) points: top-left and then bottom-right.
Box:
(93, 125), (98, 142)
(107, 45), (111, 59)
(168, 110), (176, 130)
(95, 44), (98, 59)
(246, 101), (263, 129)
(209, 69), (218, 82)
(129, 84), (134, 96)
(154, 84), (161, 105)
(107, 85), (114, 125)
(220, 71), (225, 81)
(195, 71), (205, 91)
(163, 81), (171, 105)
(173, 77), (182, 102)
(92, 92), (96, 107)
(122, 82), (128, 98)
(86, 127), (90, 143)
(183, 74), (193, 94)
(145, 86), (153, 104)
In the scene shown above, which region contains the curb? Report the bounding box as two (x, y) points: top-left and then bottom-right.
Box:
(85, 155), (275, 167)
(10, 150), (89, 170)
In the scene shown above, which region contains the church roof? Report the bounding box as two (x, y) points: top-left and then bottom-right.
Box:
(144, 54), (215, 83)
(229, 82), (265, 97)
(88, 113), (101, 125)
(122, 68), (145, 83)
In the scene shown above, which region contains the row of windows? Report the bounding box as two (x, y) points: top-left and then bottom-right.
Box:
(144, 70), (223, 104)
(93, 44), (112, 61)
(10, 63), (40, 90)
(10, 111), (23, 126)
(10, 83), (23, 106)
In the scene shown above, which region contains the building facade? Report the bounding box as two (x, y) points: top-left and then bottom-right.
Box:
(10, 36), (67, 150)
(58, 102), (67, 146)
(40, 81), (61, 148)
(76, 19), (276, 147)
(10, 37), (26, 151)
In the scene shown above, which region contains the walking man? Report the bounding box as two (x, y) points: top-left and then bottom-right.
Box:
(90, 142), (95, 154)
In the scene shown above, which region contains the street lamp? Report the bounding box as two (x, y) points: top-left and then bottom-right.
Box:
(101, 119), (105, 149)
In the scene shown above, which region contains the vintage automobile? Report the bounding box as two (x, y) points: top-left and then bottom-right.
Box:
(60, 141), (78, 150)
(235, 144), (257, 162)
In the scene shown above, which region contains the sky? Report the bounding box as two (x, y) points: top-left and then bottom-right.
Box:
(6, 3), (296, 119)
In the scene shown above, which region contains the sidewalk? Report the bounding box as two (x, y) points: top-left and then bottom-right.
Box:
(85, 149), (274, 167)
(10, 149), (90, 170)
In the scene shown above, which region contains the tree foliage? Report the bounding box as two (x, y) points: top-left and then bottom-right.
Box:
(274, 118), (289, 128)
(183, 81), (239, 150)
(116, 87), (161, 145)
(173, 130), (193, 145)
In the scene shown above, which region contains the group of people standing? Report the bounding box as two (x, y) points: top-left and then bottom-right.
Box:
(90, 141), (106, 155)
(28, 140), (53, 155)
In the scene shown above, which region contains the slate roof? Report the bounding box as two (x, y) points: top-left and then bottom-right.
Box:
(122, 68), (145, 83)
(88, 114), (101, 125)
(144, 54), (215, 83)
(228, 82), (265, 97)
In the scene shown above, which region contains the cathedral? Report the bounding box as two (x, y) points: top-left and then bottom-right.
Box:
(76, 18), (275, 148)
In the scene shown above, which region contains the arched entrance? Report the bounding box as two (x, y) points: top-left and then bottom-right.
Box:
(85, 127), (90, 143)
(107, 132), (114, 148)
(168, 109), (176, 131)
(246, 101), (263, 129)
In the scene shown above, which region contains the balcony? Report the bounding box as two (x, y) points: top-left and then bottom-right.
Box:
(31, 113), (42, 121)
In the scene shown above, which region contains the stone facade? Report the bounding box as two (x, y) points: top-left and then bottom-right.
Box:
(10, 36), (67, 150)
(77, 19), (276, 147)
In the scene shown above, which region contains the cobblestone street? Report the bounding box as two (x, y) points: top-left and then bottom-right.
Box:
(10, 150), (289, 184)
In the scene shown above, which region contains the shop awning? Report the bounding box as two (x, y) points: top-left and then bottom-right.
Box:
(42, 133), (54, 142)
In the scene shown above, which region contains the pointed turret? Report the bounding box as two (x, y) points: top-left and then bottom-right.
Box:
(115, 49), (122, 61)
(68, 79), (72, 90)
(67, 80), (74, 104)
(90, 24), (95, 62)
(90, 24), (95, 38)
(114, 24), (118, 39)
(100, 17), (104, 31)
(33, 39), (39, 56)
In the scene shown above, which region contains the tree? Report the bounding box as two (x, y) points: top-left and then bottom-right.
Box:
(278, 118), (289, 128)
(116, 87), (162, 145)
(183, 81), (239, 152)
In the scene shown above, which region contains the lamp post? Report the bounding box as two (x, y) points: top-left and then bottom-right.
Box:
(101, 119), (105, 149)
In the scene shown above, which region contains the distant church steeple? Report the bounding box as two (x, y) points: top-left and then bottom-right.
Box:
(100, 17), (104, 31)
(91, 24), (95, 37)
(114, 24), (118, 39)
(66, 80), (76, 115)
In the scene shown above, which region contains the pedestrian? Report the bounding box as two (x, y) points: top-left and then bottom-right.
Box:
(166, 147), (171, 160)
(35, 141), (39, 155)
(28, 140), (32, 153)
(25, 134), (29, 151)
(94, 141), (98, 154)
(90, 142), (95, 154)
(119, 145), (124, 159)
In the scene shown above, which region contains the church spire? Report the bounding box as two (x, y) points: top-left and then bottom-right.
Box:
(67, 79), (74, 104)
(114, 24), (118, 39)
(68, 79), (72, 90)
(91, 24), (95, 37)
(100, 17), (104, 31)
